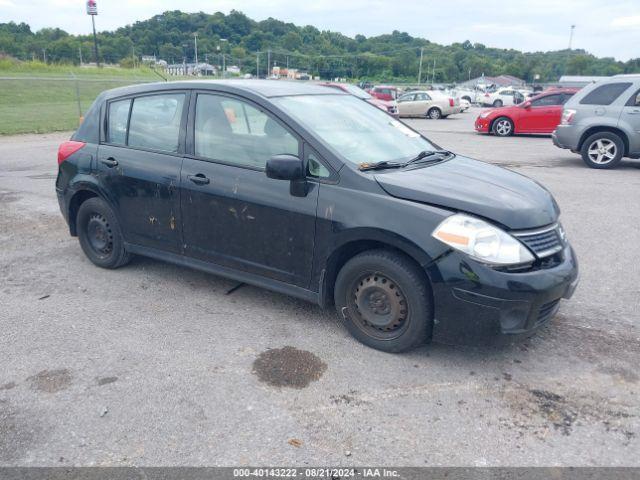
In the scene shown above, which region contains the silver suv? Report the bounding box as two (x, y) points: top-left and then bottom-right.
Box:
(552, 74), (640, 169)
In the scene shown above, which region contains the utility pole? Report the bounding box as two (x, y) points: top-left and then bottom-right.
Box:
(286, 55), (289, 71)
(42, 48), (46, 63)
(267, 48), (271, 77)
(91, 15), (100, 67)
(568, 24), (576, 50)
(194, 33), (198, 63)
(417, 47), (424, 84)
(132, 45), (136, 68)
(256, 52), (260, 78)
(78, 46), (83, 66)
(222, 53), (226, 78)
(431, 58), (436, 84)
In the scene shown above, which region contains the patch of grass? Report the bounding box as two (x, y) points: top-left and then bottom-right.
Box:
(0, 63), (193, 135)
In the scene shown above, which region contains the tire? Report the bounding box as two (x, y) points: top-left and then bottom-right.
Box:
(427, 107), (442, 120)
(492, 116), (514, 137)
(334, 249), (433, 353)
(462, 96), (471, 103)
(77, 197), (131, 269)
(580, 132), (624, 169)
(493, 99), (503, 107)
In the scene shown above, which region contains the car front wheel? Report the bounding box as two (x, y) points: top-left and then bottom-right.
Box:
(581, 132), (624, 169)
(77, 197), (131, 269)
(334, 249), (433, 353)
(493, 99), (503, 107)
(492, 117), (514, 137)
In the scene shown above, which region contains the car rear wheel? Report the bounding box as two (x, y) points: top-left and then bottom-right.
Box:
(581, 132), (624, 169)
(492, 117), (513, 137)
(334, 249), (433, 353)
(427, 107), (442, 120)
(493, 99), (503, 107)
(77, 197), (131, 269)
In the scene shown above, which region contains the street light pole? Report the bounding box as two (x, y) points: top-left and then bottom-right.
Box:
(417, 47), (424, 84)
(91, 14), (100, 67)
(568, 25), (576, 50)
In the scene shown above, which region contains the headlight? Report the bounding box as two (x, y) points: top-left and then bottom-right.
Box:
(479, 111), (492, 119)
(432, 214), (534, 265)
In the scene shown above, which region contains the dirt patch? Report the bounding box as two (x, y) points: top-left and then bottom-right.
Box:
(502, 386), (637, 442)
(27, 369), (72, 393)
(96, 376), (118, 386)
(0, 403), (37, 463)
(252, 346), (327, 389)
(0, 382), (17, 391)
(330, 390), (369, 407)
(0, 191), (20, 203)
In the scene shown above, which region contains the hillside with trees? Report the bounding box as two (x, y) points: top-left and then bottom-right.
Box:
(1, 10), (639, 82)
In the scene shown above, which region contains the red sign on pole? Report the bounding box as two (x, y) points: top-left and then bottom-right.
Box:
(86, 0), (97, 15)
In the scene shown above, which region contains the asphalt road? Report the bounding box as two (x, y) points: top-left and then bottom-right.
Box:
(1, 108), (639, 466)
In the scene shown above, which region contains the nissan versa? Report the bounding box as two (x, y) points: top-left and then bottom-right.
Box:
(55, 80), (579, 352)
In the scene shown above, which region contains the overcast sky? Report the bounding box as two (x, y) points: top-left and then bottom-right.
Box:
(1, 0), (639, 61)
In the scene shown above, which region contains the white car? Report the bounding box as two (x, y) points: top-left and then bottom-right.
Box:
(452, 87), (486, 104)
(479, 87), (526, 107)
(397, 90), (462, 119)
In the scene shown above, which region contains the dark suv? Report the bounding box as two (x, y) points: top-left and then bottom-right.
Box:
(56, 80), (579, 352)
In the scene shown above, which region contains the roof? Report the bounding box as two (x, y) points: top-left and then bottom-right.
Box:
(101, 79), (343, 100)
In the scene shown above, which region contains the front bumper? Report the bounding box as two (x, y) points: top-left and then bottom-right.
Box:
(428, 244), (579, 345)
(475, 117), (491, 133)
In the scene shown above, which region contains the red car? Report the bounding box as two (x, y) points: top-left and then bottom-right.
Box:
(369, 85), (399, 102)
(474, 88), (579, 137)
(320, 82), (399, 118)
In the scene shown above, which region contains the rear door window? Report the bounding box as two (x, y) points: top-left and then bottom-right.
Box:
(580, 83), (632, 106)
(106, 99), (131, 145)
(128, 93), (185, 153)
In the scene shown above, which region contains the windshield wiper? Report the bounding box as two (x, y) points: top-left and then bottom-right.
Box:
(403, 150), (453, 167)
(358, 161), (405, 171)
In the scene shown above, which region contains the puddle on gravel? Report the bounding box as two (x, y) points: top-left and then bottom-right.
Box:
(27, 369), (72, 393)
(252, 346), (327, 389)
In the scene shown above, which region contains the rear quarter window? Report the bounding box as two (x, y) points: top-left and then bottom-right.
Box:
(579, 82), (632, 106)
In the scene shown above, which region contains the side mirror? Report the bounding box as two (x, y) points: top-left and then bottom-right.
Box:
(266, 154), (304, 181)
(265, 154), (308, 197)
(522, 101), (532, 109)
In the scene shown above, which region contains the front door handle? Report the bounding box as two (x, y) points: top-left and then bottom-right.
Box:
(627, 109), (640, 115)
(100, 157), (118, 168)
(188, 173), (210, 185)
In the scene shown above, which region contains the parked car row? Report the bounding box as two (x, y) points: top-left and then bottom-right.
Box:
(474, 74), (640, 169)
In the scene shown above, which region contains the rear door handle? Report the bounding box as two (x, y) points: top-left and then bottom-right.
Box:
(100, 157), (118, 168)
(188, 173), (210, 185)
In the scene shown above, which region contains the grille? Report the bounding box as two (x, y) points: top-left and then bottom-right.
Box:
(514, 225), (563, 258)
(536, 299), (561, 325)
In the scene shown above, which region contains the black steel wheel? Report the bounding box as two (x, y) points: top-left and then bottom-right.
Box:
(77, 197), (131, 269)
(334, 249), (433, 352)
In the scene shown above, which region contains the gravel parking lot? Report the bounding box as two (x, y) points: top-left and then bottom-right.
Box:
(1, 107), (639, 466)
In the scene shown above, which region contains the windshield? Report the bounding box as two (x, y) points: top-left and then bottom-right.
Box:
(273, 94), (436, 165)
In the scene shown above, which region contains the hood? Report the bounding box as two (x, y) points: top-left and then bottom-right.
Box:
(374, 156), (559, 230)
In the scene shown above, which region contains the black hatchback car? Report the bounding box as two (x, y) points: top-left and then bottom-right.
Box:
(56, 80), (579, 352)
